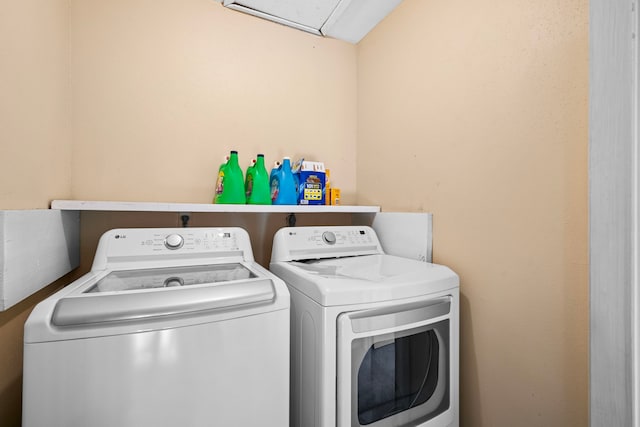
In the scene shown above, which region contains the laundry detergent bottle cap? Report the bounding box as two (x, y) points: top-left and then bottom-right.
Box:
(246, 154), (271, 205)
(214, 150), (246, 204)
(271, 157), (297, 205)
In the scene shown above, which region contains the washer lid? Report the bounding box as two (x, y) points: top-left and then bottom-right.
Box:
(51, 263), (274, 327)
(86, 263), (256, 293)
(271, 254), (458, 306)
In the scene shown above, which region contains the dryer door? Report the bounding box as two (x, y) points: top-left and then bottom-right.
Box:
(336, 297), (454, 427)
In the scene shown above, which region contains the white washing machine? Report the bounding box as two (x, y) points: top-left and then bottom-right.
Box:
(270, 226), (459, 427)
(23, 227), (290, 427)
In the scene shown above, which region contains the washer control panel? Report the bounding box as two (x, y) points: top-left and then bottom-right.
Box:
(93, 227), (255, 268)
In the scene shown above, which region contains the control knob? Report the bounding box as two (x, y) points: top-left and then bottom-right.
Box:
(322, 231), (336, 245)
(164, 234), (184, 250)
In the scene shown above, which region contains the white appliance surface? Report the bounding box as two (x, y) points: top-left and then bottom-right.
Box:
(271, 225), (456, 306)
(270, 226), (459, 427)
(23, 227), (290, 427)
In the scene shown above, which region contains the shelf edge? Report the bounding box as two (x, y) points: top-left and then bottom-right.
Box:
(50, 200), (381, 214)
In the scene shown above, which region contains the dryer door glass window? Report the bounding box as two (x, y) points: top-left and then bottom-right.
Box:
(351, 320), (450, 426)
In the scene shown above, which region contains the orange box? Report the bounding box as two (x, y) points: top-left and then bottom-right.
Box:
(330, 188), (340, 205)
(324, 169), (331, 205)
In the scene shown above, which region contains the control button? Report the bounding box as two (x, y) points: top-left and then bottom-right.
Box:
(322, 231), (336, 245)
(164, 234), (184, 250)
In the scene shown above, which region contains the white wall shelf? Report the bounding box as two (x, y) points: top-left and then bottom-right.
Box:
(50, 200), (381, 214)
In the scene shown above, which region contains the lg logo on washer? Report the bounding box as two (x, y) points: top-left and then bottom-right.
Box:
(114, 234), (127, 239)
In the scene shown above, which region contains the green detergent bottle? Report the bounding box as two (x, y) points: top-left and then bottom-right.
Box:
(245, 158), (256, 200)
(212, 155), (229, 203)
(246, 154), (271, 205)
(214, 150), (246, 204)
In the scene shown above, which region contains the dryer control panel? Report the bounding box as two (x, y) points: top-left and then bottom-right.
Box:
(270, 226), (384, 262)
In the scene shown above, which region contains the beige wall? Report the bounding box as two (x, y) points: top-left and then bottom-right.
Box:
(0, 1), (71, 424)
(0, 0), (72, 209)
(69, 0), (357, 204)
(0, 0), (589, 425)
(0, 1), (356, 425)
(357, 0), (588, 425)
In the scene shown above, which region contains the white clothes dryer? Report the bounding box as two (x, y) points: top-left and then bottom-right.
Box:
(23, 227), (290, 427)
(270, 226), (459, 427)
